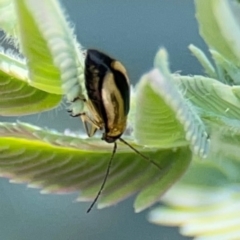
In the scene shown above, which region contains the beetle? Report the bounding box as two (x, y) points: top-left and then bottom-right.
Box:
(71, 49), (161, 212)
(83, 49), (130, 143)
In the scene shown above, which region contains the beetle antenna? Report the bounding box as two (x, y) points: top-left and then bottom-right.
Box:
(87, 142), (117, 213)
(119, 138), (162, 170)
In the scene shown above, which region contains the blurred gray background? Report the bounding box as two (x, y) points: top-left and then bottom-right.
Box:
(0, 0), (208, 239)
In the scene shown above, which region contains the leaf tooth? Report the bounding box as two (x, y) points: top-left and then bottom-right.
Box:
(185, 126), (194, 142)
(61, 67), (78, 82)
(44, 27), (65, 40)
(185, 121), (209, 158)
(9, 178), (26, 184)
(48, 39), (71, 60)
(203, 138), (210, 159)
(61, 79), (79, 96)
(53, 50), (70, 66)
(27, 182), (43, 189)
(194, 127), (210, 158)
(0, 172), (14, 178)
(177, 102), (209, 158)
(40, 185), (76, 194)
(59, 57), (76, 74)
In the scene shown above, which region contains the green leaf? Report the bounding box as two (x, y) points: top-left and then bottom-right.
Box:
(175, 75), (240, 120)
(14, 0), (86, 104)
(3, 1), (240, 237)
(188, 44), (216, 79)
(148, 119), (240, 239)
(134, 49), (209, 158)
(195, 0), (240, 65)
(0, 51), (61, 115)
(134, 71), (186, 147)
(148, 184), (240, 240)
(14, 0), (62, 94)
(0, 122), (191, 212)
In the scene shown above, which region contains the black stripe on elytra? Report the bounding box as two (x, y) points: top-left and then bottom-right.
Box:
(85, 49), (130, 133)
(89, 50), (130, 116)
(111, 69), (130, 116)
(85, 49), (112, 126)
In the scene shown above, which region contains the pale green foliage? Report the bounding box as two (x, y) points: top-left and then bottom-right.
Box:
(0, 0), (240, 239)
(0, 121), (190, 211)
(0, 0), (194, 213)
(149, 0), (240, 239)
(0, 50), (61, 115)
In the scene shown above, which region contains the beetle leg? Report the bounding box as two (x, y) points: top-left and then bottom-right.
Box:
(80, 113), (100, 137)
(72, 96), (87, 103)
(70, 112), (82, 117)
